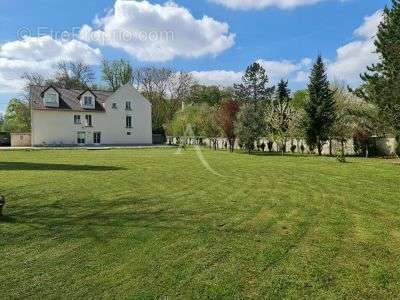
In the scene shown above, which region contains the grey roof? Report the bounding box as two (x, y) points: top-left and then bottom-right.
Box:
(30, 85), (114, 112)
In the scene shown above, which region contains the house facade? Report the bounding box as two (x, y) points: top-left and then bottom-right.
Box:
(30, 84), (152, 146)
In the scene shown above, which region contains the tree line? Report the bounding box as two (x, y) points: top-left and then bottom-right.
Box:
(167, 1), (400, 158)
(2, 0), (399, 158)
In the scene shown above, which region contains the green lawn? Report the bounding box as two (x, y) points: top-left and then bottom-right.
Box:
(1, 148), (400, 299)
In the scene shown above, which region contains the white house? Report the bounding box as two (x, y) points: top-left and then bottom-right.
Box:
(30, 84), (152, 146)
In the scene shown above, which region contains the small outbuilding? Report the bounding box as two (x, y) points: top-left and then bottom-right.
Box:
(11, 133), (32, 147)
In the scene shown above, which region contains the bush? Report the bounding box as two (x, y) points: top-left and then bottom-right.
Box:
(300, 144), (305, 154)
(260, 142), (266, 152)
(290, 145), (297, 153)
(336, 149), (346, 163)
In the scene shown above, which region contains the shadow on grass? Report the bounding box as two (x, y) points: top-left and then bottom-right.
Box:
(0, 197), (314, 242)
(0, 162), (125, 171)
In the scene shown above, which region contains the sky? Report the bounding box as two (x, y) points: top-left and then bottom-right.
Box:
(0, 0), (390, 114)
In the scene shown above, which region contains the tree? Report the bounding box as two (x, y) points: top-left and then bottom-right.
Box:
(190, 85), (223, 107)
(267, 80), (293, 154)
(21, 72), (46, 87)
(198, 105), (220, 150)
(2, 99), (31, 133)
(169, 72), (196, 109)
(330, 85), (359, 158)
(133, 67), (173, 99)
(234, 62), (274, 104)
(304, 56), (336, 155)
(355, 1), (400, 154)
(167, 105), (204, 145)
(133, 67), (175, 133)
(217, 99), (240, 152)
(292, 89), (309, 110)
(0, 113), (4, 130)
(235, 103), (266, 154)
(101, 59), (133, 92)
(53, 61), (95, 89)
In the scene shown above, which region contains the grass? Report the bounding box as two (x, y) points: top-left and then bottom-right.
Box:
(1, 148), (400, 299)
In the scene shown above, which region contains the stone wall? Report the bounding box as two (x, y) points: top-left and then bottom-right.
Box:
(167, 136), (398, 156)
(11, 133), (32, 147)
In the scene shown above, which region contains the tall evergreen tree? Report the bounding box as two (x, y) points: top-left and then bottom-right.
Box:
(355, 1), (400, 153)
(304, 56), (336, 155)
(234, 62), (274, 103)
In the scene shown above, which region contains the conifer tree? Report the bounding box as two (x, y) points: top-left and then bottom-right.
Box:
(234, 62), (274, 103)
(355, 0), (400, 153)
(304, 56), (336, 155)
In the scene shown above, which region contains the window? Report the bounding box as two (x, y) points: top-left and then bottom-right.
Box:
(74, 115), (81, 124)
(43, 92), (58, 104)
(77, 132), (85, 144)
(112, 103), (118, 109)
(85, 115), (92, 127)
(84, 96), (93, 106)
(126, 116), (132, 128)
(125, 101), (132, 110)
(127, 132), (131, 136)
(93, 132), (101, 144)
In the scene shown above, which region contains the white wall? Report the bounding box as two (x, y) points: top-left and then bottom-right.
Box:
(31, 85), (152, 146)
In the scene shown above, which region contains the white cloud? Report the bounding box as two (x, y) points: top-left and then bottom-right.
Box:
(354, 10), (382, 38)
(210, 0), (331, 10)
(79, 0), (235, 62)
(191, 70), (243, 87)
(190, 58), (313, 87)
(0, 35), (102, 92)
(327, 10), (383, 85)
(256, 59), (309, 81)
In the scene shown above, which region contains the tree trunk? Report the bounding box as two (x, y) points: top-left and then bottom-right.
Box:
(341, 140), (345, 156)
(318, 144), (323, 156)
(329, 139), (333, 156)
(316, 136), (322, 156)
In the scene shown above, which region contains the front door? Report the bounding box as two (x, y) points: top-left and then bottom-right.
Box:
(93, 132), (101, 145)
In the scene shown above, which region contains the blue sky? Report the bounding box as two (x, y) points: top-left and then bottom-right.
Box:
(0, 0), (390, 113)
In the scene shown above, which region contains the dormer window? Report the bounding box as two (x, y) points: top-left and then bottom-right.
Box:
(79, 91), (96, 109)
(44, 92), (58, 104)
(84, 96), (93, 106)
(42, 86), (60, 108)
(126, 101), (132, 110)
